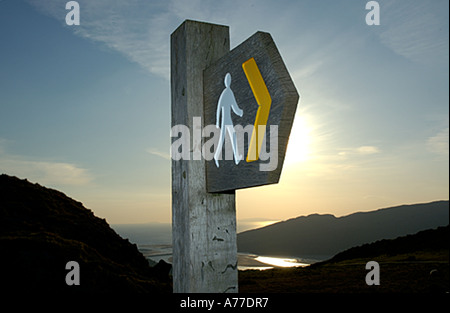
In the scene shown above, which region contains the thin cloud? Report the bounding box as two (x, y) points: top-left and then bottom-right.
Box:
(0, 141), (92, 186)
(27, 0), (301, 80)
(27, 0), (245, 79)
(338, 146), (380, 157)
(0, 138), (7, 155)
(147, 148), (171, 160)
(427, 128), (449, 157)
(356, 146), (380, 155)
(0, 158), (93, 186)
(28, 0), (175, 79)
(378, 0), (448, 66)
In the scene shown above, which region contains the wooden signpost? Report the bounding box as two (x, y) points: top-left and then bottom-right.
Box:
(171, 20), (299, 293)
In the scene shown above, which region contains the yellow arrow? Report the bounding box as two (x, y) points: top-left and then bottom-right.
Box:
(242, 57), (272, 162)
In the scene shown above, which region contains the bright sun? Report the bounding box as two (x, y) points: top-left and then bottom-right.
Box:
(285, 114), (312, 165)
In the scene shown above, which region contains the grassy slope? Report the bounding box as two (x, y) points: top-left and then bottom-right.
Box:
(239, 226), (449, 293)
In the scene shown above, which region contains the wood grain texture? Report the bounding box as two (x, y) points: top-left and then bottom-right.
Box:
(171, 20), (238, 293)
(204, 32), (299, 193)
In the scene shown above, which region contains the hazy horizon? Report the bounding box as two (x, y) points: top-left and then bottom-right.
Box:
(116, 199), (449, 229)
(1, 0), (448, 224)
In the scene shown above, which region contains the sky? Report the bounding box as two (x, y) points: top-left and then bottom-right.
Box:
(0, 0), (448, 225)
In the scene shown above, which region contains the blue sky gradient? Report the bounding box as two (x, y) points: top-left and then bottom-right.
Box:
(1, 0), (448, 223)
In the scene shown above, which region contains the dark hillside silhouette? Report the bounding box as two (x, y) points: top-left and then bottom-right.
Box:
(0, 174), (171, 293)
(322, 225), (449, 264)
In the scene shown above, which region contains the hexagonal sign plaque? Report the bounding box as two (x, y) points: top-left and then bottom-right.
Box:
(204, 31), (299, 192)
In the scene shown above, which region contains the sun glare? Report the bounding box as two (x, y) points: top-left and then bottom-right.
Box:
(285, 114), (312, 165)
(255, 256), (308, 267)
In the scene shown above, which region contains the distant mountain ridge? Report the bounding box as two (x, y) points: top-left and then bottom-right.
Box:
(237, 201), (449, 259)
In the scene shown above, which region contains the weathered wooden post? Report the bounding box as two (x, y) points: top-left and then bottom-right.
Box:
(171, 19), (299, 293)
(171, 20), (238, 293)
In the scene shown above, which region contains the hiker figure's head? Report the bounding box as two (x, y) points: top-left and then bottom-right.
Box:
(224, 73), (231, 88)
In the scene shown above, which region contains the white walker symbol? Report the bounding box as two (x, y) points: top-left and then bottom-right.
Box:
(214, 73), (244, 167)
